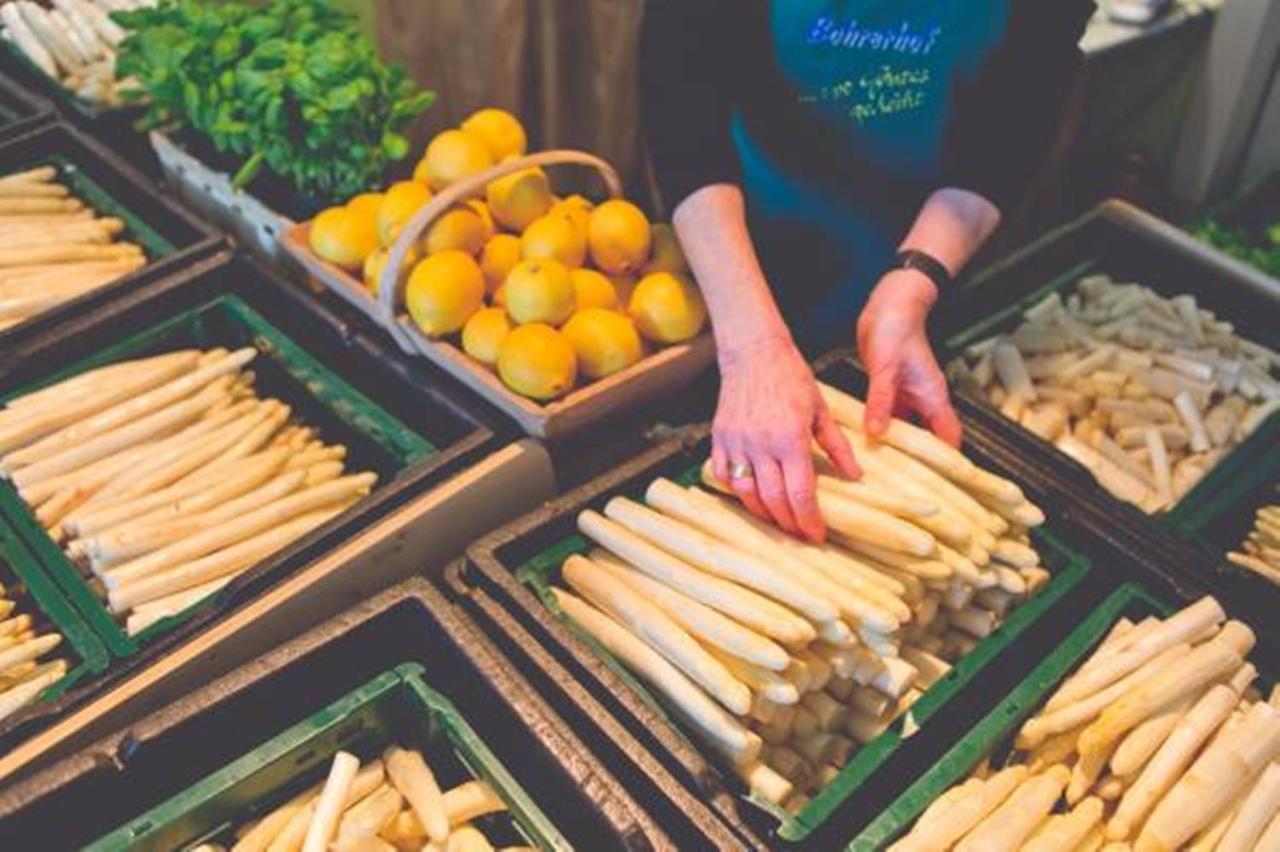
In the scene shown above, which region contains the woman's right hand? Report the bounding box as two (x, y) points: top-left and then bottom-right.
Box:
(711, 334), (860, 542)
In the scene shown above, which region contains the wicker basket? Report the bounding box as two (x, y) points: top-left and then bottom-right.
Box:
(282, 150), (716, 439)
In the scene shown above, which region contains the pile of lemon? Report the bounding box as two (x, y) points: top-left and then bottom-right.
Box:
(309, 108), (707, 401)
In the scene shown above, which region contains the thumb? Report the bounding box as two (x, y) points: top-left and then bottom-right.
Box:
(864, 364), (899, 437)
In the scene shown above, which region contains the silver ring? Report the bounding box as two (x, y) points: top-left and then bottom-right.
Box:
(730, 460), (753, 480)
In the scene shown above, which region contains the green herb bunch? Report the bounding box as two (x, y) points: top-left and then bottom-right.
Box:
(114, 0), (434, 201)
(1192, 219), (1280, 278)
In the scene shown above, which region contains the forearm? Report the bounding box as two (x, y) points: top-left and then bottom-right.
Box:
(672, 184), (791, 364)
(898, 188), (1002, 278)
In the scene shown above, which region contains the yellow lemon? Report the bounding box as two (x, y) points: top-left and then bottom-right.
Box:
(417, 129), (494, 191)
(346, 192), (384, 220)
(629, 272), (707, 343)
(405, 250), (485, 337)
(460, 108), (528, 161)
(486, 167), (553, 232)
(377, 180), (432, 247)
(310, 206), (378, 272)
(605, 273), (637, 307)
(521, 212), (588, 267)
(497, 324), (578, 400)
(494, 283), (507, 307)
(480, 234), (522, 297)
(570, 268), (619, 311)
(461, 306), (513, 366)
(642, 223), (689, 275)
(466, 199), (496, 241)
(503, 258), (575, 325)
(562, 308), (644, 380)
(588, 199), (652, 274)
(363, 243), (421, 296)
(423, 206), (487, 256)
(551, 194), (593, 238)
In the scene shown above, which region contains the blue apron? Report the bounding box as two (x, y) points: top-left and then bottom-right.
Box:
(735, 0), (1011, 348)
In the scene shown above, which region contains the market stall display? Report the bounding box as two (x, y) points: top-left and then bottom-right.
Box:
(0, 0), (143, 110)
(0, 163), (147, 330)
(947, 272), (1279, 513)
(1226, 495), (1280, 587)
(0, 346), (378, 635)
(882, 592), (1276, 851)
(285, 108), (714, 437)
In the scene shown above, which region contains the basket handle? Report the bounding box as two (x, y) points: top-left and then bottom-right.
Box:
(377, 149), (625, 326)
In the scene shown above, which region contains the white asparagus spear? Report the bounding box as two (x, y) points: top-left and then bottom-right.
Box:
(737, 761), (793, 805)
(232, 763), (383, 852)
(384, 747), (448, 845)
(265, 762), (384, 852)
(125, 575), (235, 635)
(1021, 795), (1105, 852)
(815, 474), (938, 518)
(589, 548), (790, 671)
(563, 554), (750, 714)
(301, 751), (360, 852)
(706, 645), (799, 705)
(890, 766), (1029, 852)
(577, 510), (814, 645)
(1108, 687), (1201, 778)
(0, 663), (66, 723)
(1216, 761), (1280, 852)
(0, 351), (196, 416)
(553, 588), (761, 765)
(442, 780), (505, 826)
(955, 765), (1070, 852)
(0, 633), (60, 673)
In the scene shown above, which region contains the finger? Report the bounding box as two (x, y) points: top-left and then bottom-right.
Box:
(752, 454), (799, 535)
(814, 404), (861, 480)
(724, 449), (769, 520)
(864, 365), (899, 437)
(711, 441), (730, 484)
(913, 370), (965, 448)
(780, 447), (825, 543)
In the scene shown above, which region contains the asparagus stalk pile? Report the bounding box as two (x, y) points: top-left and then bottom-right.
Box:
(211, 747), (528, 852)
(890, 596), (1280, 851)
(0, 0), (147, 107)
(0, 571), (67, 724)
(0, 347), (376, 635)
(0, 165), (147, 331)
(948, 274), (1280, 513)
(1227, 494), (1280, 586)
(552, 383), (1052, 814)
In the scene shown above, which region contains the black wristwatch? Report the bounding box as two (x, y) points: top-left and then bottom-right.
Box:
(891, 249), (953, 292)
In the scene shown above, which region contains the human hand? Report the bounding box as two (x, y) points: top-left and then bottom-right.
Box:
(711, 335), (860, 541)
(857, 270), (962, 446)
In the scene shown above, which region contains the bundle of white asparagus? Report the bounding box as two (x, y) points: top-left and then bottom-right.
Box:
(947, 274), (1280, 513)
(0, 0), (148, 107)
(1227, 496), (1280, 587)
(202, 747), (531, 852)
(890, 595), (1280, 851)
(551, 383), (1052, 815)
(0, 572), (68, 724)
(0, 164), (148, 331)
(0, 347), (377, 634)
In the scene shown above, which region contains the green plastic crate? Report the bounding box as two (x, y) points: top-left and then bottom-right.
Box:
(86, 663), (570, 852)
(0, 525), (107, 705)
(849, 583), (1173, 850)
(0, 294), (436, 657)
(513, 463), (1091, 843)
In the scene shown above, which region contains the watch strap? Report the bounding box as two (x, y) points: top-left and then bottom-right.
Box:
(893, 249), (953, 292)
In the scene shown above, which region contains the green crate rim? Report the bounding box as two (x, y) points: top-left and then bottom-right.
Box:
(512, 464), (1092, 842)
(0, 294), (436, 657)
(848, 582), (1169, 850)
(85, 662), (571, 851)
(0, 523), (108, 704)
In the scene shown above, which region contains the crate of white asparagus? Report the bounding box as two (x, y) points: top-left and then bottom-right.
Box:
(0, 0), (144, 116)
(941, 199), (1280, 517)
(461, 378), (1094, 845)
(853, 584), (1278, 850)
(0, 288), (454, 658)
(86, 663), (567, 851)
(0, 121), (221, 348)
(0, 539), (107, 741)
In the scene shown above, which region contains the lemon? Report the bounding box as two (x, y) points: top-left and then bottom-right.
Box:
(363, 243), (421, 296)
(486, 167), (553, 232)
(417, 129), (494, 191)
(606, 273), (637, 307)
(310, 206), (378, 272)
(629, 272), (707, 343)
(405, 250), (486, 337)
(521, 212), (588, 267)
(461, 108), (527, 161)
(466, 199), (496, 241)
(562, 308), (644, 380)
(498, 324), (578, 400)
(570, 268), (619, 311)
(642, 223), (689, 275)
(551, 195), (593, 239)
(494, 283), (507, 307)
(423, 206), (487, 256)
(346, 192), (384, 219)
(503, 258), (575, 325)
(462, 306), (513, 366)
(588, 199), (652, 274)
(377, 180), (432, 247)
(480, 234), (522, 297)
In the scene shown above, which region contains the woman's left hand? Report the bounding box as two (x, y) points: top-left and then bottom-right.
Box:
(857, 269), (963, 446)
